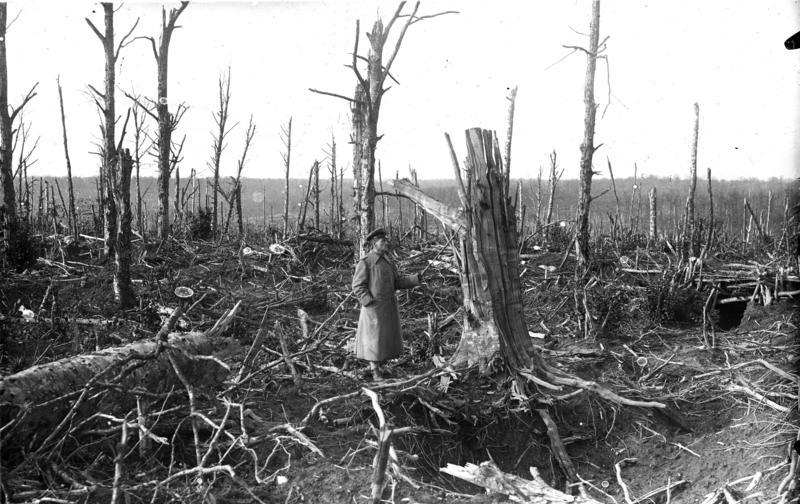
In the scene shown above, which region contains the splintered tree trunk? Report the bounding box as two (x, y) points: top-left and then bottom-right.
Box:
(575, 0), (601, 266)
(113, 149), (134, 307)
(392, 129), (538, 371)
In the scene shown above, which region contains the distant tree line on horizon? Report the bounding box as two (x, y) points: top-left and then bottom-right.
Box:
(22, 174), (794, 242)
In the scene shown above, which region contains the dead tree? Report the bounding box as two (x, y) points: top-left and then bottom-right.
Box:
(111, 148), (135, 307)
(125, 99), (146, 237)
(12, 117), (38, 228)
(703, 168), (714, 255)
(56, 78), (78, 241)
(280, 118), (292, 238)
(86, 4), (137, 255)
(544, 150), (562, 246)
(326, 134), (338, 235)
(686, 102), (700, 258)
(410, 167), (425, 241)
(298, 162), (317, 232)
(143, 1), (189, 240)
(313, 157), (320, 230)
(311, 1), (451, 257)
(606, 157), (622, 239)
(209, 68), (234, 237)
(573, 0), (602, 266)
(223, 116), (255, 237)
(0, 4), (37, 255)
(350, 84), (365, 242)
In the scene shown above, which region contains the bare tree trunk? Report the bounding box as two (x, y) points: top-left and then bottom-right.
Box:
(575, 0), (601, 266)
(151, 2), (188, 240)
(534, 166), (543, 233)
(627, 163), (638, 231)
(515, 180), (525, 238)
(173, 163), (180, 228)
(298, 162), (315, 232)
(338, 164), (345, 240)
(57, 78), (78, 241)
(327, 134), (337, 235)
(313, 158), (320, 230)
(648, 187), (657, 245)
(704, 168), (714, 255)
(112, 149), (134, 308)
(234, 117), (255, 236)
(395, 170), (403, 236)
(211, 68), (232, 238)
(1, 5), (38, 255)
(687, 102), (699, 258)
(351, 83), (365, 252)
(101, 4), (117, 255)
(281, 117), (292, 238)
(86, 4), (118, 256)
(131, 106), (145, 239)
(378, 163), (387, 228)
(765, 190), (772, 238)
(411, 167), (424, 241)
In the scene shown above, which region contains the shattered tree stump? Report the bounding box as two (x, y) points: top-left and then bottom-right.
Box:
(391, 128), (538, 371)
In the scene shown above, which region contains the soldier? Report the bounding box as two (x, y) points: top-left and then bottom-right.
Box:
(352, 228), (421, 380)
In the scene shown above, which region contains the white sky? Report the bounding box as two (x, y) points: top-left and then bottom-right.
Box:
(6, 0), (800, 181)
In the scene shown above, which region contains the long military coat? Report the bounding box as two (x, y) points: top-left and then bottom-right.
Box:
(352, 250), (420, 361)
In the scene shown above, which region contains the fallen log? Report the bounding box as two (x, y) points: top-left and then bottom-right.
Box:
(0, 303), (241, 449)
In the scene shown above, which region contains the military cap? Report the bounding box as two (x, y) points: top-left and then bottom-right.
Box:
(365, 228), (387, 241)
